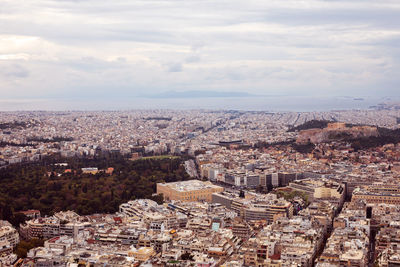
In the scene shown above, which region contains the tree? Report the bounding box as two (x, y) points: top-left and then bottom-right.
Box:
(9, 213), (27, 228)
(14, 238), (44, 258)
(1, 204), (13, 221)
(0, 154), (190, 216)
(181, 252), (194, 261)
(151, 194), (164, 205)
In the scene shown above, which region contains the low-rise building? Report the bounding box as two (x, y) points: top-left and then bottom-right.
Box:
(157, 180), (224, 202)
(352, 184), (400, 205)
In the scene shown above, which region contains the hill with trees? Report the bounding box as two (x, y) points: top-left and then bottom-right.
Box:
(287, 120), (332, 132)
(351, 127), (400, 151)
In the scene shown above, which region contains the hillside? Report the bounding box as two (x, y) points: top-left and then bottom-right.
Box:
(287, 120), (332, 132)
(351, 128), (400, 151)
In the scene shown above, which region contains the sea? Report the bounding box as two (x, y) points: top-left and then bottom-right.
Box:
(0, 96), (398, 112)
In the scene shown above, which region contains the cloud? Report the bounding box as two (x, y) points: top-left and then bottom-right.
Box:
(0, 0), (399, 101)
(0, 64), (29, 78)
(185, 55), (200, 63)
(164, 62), (183, 72)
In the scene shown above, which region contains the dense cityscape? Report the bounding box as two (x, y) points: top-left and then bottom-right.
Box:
(2, 0), (400, 265)
(0, 105), (399, 266)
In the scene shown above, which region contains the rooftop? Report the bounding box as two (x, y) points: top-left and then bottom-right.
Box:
(158, 179), (223, 192)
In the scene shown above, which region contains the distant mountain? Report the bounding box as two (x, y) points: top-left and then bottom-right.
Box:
(145, 90), (257, 98)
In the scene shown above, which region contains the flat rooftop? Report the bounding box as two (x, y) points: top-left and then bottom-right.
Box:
(158, 179), (223, 192)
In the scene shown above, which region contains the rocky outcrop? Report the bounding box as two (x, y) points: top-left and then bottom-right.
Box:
(296, 123), (378, 144)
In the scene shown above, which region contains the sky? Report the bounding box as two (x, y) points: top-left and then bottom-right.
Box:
(0, 0), (400, 105)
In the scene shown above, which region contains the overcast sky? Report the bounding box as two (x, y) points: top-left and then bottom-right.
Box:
(1, 0), (399, 101)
